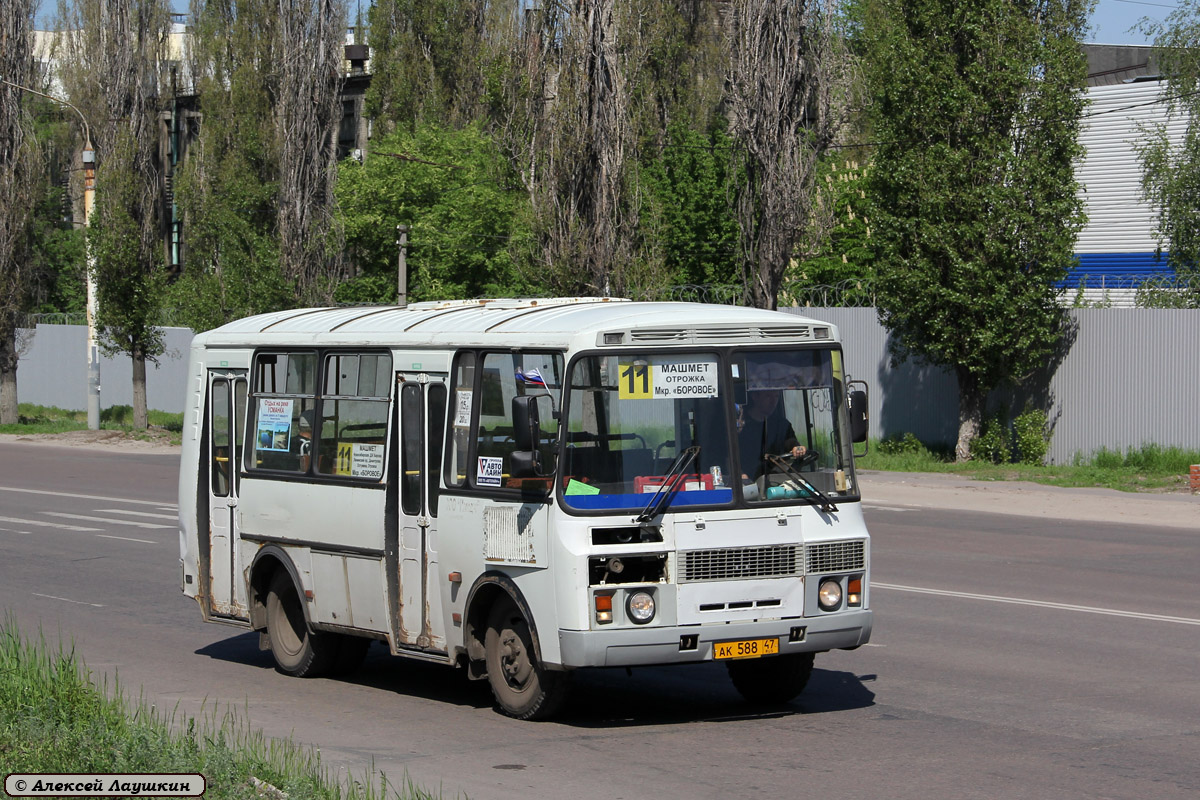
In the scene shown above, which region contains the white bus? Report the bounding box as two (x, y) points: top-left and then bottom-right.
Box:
(179, 298), (873, 719)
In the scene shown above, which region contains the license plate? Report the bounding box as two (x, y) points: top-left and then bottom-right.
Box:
(713, 637), (779, 660)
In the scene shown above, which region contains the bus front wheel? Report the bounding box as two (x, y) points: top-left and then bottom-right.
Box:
(265, 570), (337, 677)
(727, 652), (815, 705)
(483, 598), (567, 720)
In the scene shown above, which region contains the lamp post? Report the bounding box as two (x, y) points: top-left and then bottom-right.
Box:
(1, 80), (101, 430)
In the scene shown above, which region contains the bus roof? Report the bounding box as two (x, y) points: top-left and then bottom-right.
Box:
(192, 298), (840, 350)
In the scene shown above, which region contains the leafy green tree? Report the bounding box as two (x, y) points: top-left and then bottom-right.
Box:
(89, 132), (167, 420)
(0, 0), (43, 424)
(641, 121), (738, 286)
(58, 0), (173, 429)
(335, 123), (535, 302)
(633, 0), (727, 139)
(857, 0), (1090, 460)
(789, 156), (877, 305)
(169, 0), (348, 328)
(1137, 0), (1200, 305)
(366, 0), (485, 131)
(29, 172), (87, 316)
(168, 0), (291, 333)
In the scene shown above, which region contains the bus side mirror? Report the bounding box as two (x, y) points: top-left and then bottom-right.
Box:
(511, 395), (549, 478)
(848, 390), (868, 444)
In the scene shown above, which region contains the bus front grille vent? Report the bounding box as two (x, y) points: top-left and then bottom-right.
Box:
(755, 325), (814, 340)
(805, 540), (866, 574)
(678, 545), (802, 583)
(630, 328), (691, 343)
(629, 325), (816, 344)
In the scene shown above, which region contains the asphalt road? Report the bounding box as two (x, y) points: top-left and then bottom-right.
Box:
(0, 441), (1197, 800)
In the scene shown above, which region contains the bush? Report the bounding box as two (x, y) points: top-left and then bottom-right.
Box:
(878, 432), (926, 455)
(970, 409), (1011, 464)
(100, 404), (134, 425)
(1012, 407), (1049, 465)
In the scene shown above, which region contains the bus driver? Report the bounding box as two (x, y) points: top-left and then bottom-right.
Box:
(737, 387), (807, 482)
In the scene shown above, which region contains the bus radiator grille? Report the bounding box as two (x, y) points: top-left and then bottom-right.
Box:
(678, 545), (802, 583)
(804, 540), (866, 574)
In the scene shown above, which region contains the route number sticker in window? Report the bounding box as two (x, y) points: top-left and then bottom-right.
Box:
(618, 360), (718, 400)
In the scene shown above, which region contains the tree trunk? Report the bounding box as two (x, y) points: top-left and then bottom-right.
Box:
(0, 327), (17, 426)
(955, 366), (984, 462)
(132, 347), (148, 430)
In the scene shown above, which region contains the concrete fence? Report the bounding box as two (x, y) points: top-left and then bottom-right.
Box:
(13, 325), (195, 418)
(787, 307), (1200, 463)
(15, 309), (1200, 463)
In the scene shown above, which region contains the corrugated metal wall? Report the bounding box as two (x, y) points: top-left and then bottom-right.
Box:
(14, 325), (195, 416)
(791, 307), (1200, 463)
(14, 314), (1199, 463)
(1071, 81), (1185, 284)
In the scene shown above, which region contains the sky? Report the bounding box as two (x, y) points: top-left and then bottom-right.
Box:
(35, 0), (1170, 47)
(1090, 0), (1171, 44)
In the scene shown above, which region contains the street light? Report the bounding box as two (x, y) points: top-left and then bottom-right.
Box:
(1, 79), (101, 430)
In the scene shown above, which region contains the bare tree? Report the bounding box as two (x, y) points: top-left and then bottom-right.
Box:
(57, 0), (171, 429)
(726, 0), (856, 309)
(488, 1), (654, 297)
(0, 0), (43, 424)
(276, 0), (348, 305)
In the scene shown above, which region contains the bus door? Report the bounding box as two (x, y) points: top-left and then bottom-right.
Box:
(207, 369), (248, 618)
(396, 373), (449, 650)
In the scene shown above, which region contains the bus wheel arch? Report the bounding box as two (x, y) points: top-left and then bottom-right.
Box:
(249, 547), (337, 678)
(463, 574), (539, 678)
(248, 546), (307, 632)
(464, 573), (567, 720)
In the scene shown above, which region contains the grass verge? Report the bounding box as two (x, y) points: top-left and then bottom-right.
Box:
(0, 619), (440, 800)
(0, 404), (183, 444)
(857, 439), (1200, 492)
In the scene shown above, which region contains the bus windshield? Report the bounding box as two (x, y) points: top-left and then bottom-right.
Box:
(561, 348), (858, 513)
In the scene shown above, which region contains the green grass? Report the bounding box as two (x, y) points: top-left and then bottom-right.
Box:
(0, 619), (442, 800)
(857, 438), (1200, 492)
(0, 403), (183, 443)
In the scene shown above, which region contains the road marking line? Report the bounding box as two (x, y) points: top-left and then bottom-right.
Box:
(97, 534), (157, 544)
(32, 592), (104, 608)
(0, 485), (175, 509)
(873, 582), (1200, 626)
(0, 526), (33, 535)
(96, 509), (178, 521)
(862, 504), (914, 512)
(43, 512), (172, 530)
(0, 515), (101, 532)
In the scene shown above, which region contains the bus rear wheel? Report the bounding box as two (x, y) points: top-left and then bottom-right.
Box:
(484, 598), (567, 720)
(265, 571), (337, 677)
(727, 652), (815, 705)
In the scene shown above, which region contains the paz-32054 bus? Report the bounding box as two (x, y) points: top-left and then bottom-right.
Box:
(178, 298), (873, 719)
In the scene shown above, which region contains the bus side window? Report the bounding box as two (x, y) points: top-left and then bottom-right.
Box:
(428, 384), (447, 515)
(316, 352), (391, 480)
(400, 384), (422, 513)
(478, 352), (562, 490)
(446, 352), (476, 488)
(249, 351), (316, 473)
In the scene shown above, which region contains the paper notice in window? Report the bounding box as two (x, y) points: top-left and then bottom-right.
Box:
(351, 443), (384, 479)
(455, 390), (473, 428)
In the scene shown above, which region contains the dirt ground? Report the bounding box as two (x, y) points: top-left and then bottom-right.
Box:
(0, 428), (180, 455)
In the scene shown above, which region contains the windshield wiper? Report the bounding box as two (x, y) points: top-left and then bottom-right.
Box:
(635, 445), (701, 523)
(764, 454), (839, 514)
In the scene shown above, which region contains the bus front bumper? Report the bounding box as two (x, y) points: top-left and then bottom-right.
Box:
(556, 609), (872, 668)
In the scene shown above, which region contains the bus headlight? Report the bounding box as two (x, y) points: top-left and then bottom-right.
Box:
(818, 579), (843, 611)
(626, 591), (656, 624)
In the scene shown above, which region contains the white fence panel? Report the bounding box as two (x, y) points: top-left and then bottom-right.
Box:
(791, 307), (1200, 463)
(13, 312), (1200, 463)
